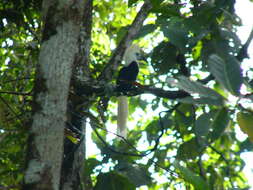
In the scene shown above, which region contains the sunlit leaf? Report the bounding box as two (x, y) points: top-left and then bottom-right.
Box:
(237, 111), (253, 142)
(65, 135), (79, 144)
(176, 76), (224, 102)
(177, 96), (224, 106)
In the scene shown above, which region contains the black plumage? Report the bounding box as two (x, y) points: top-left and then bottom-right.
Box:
(116, 61), (139, 93)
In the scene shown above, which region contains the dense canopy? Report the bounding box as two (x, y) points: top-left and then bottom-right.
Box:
(1, 0), (253, 189)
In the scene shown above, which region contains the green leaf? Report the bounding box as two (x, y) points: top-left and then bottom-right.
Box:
(208, 108), (230, 142)
(116, 26), (129, 44)
(174, 104), (195, 128)
(84, 158), (100, 177)
(239, 139), (253, 153)
(146, 120), (160, 143)
(135, 24), (156, 39)
(150, 0), (164, 9)
(195, 112), (213, 138)
(128, 0), (138, 7)
(117, 163), (152, 187)
(151, 42), (179, 74)
(177, 138), (203, 160)
(174, 161), (210, 190)
(152, 4), (181, 17)
(237, 111), (253, 142)
(94, 172), (135, 190)
(208, 54), (243, 95)
(177, 96), (224, 106)
(220, 29), (241, 54)
(176, 76), (224, 102)
(160, 18), (188, 51)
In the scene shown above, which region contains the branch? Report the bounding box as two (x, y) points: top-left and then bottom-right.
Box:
(136, 85), (190, 99)
(237, 26), (253, 61)
(74, 81), (190, 100)
(98, 0), (152, 81)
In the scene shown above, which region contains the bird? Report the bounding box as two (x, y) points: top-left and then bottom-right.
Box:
(116, 44), (144, 139)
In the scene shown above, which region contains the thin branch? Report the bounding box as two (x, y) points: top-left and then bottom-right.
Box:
(208, 144), (235, 187)
(98, 0), (152, 81)
(66, 104), (182, 180)
(88, 103), (178, 157)
(237, 26), (253, 61)
(0, 91), (31, 96)
(0, 96), (23, 125)
(144, 159), (179, 179)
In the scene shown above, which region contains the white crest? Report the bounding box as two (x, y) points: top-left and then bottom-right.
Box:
(123, 44), (142, 66)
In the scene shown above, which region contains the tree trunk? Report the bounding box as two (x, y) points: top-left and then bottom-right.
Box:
(60, 0), (93, 189)
(23, 0), (87, 189)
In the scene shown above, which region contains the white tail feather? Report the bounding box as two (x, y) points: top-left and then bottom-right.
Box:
(117, 96), (128, 138)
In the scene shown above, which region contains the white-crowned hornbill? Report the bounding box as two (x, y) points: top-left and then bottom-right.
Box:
(116, 45), (144, 138)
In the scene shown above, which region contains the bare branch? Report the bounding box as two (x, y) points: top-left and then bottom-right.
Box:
(74, 81), (190, 100)
(237, 26), (253, 61)
(98, 0), (152, 81)
(137, 85), (190, 99)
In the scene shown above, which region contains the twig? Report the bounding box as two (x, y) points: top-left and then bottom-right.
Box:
(0, 96), (23, 124)
(208, 144), (235, 188)
(66, 107), (182, 180)
(88, 103), (178, 157)
(0, 91), (31, 96)
(98, 0), (152, 81)
(237, 26), (253, 61)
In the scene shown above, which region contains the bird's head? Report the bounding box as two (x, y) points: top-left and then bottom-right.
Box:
(123, 44), (145, 66)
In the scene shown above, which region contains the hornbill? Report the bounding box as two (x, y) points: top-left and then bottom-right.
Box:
(116, 44), (144, 138)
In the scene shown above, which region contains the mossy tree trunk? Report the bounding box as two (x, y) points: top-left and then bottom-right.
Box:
(23, 0), (89, 189)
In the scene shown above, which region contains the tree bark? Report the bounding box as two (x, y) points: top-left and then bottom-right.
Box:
(23, 0), (87, 189)
(60, 0), (93, 189)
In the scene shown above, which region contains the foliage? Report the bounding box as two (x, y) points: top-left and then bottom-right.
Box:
(1, 0), (253, 189)
(0, 0), (40, 187)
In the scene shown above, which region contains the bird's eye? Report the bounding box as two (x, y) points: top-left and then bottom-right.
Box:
(135, 52), (140, 57)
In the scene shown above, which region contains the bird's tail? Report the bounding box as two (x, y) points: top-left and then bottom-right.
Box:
(117, 96), (128, 138)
